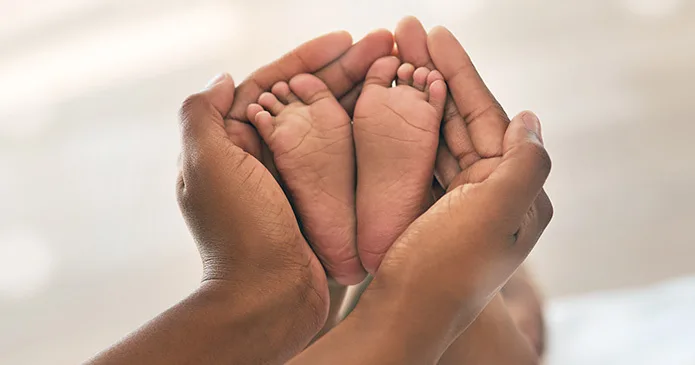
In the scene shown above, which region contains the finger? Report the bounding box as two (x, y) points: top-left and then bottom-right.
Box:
(395, 16), (434, 68)
(363, 56), (400, 88)
(203, 73), (236, 116)
(180, 73), (235, 143)
(338, 81), (363, 117)
(316, 29), (394, 100)
(224, 119), (262, 160)
(442, 96), (478, 170)
(481, 111), (551, 232)
(434, 140), (461, 188)
(229, 31), (353, 121)
(428, 26), (509, 158)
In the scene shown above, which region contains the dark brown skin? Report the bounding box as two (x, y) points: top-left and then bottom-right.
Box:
(223, 30), (394, 286)
(393, 17), (549, 363)
(290, 85), (552, 364)
(88, 19), (553, 365)
(501, 266), (547, 356)
(287, 24), (552, 364)
(317, 17), (548, 363)
(87, 30), (394, 365)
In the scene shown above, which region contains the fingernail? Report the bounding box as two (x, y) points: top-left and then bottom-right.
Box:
(522, 111), (542, 141)
(206, 73), (229, 89)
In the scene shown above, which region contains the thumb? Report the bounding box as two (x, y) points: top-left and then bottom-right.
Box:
(203, 73), (236, 115)
(482, 111), (551, 233)
(179, 73), (236, 144)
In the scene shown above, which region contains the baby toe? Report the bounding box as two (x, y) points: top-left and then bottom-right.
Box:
(246, 103), (264, 122)
(412, 67), (430, 91)
(258, 92), (285, 115)
(396, 63), (415, 86)
(271, 81), (299, 104)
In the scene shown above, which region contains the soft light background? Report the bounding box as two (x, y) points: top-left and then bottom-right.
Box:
(1, 0), (694, 364)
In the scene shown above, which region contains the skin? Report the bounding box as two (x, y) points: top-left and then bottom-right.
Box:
(224, 29), (394, 286)
(331, 17), (547, 363)
(89, 74), (325, 365)
(395, 17), (549, 363)
(353, 57), (447, 273)
(87, 30), (393, 365)
(248, 74), (358, 282)
(501, 266), (546, 356)
(88, 20), (553, 365)
(291, 84), (552, 364)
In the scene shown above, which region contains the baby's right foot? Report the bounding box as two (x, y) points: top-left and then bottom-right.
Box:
(353, 56), (447, 273)
(247, 74), (363, 284)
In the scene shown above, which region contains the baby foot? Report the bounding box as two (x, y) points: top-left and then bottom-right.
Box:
(353, 56), (447, 274)
(247, 74), (363, 285)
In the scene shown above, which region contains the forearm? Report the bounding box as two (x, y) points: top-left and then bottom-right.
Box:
(438, 294), (539, 365)
(291, 303), (444, 364)
(87, 280), (324, 365)
(321, 279), (540, 365)
(501, 266), (546, 355)
(290, 279), (461, 365)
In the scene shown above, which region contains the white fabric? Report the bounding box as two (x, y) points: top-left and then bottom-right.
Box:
(546, 275), (695, 365)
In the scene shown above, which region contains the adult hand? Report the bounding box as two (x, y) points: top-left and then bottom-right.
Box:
(87, 31), (392, 365)
(392, 17), (552, 363)
(312, 18), (550, 364)
(427, 23), (553, 363)
(292, 66), (552, 363)
(225, 29), (393, 285)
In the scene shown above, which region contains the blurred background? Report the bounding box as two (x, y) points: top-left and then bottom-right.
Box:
(1, 0), (694, 364)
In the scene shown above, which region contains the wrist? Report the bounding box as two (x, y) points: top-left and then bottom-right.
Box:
(200, 266), (330, 357)
(199, 234), (332, 335)
(87, 272), (328, 365)
(438, 295), (540, 365)
(343, 279), (460, 364)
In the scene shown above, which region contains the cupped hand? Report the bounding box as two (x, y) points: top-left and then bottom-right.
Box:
(396, 15), (551, 350)
(177, 29), (394, 340)
(369, 18), (552, 362)
(177, 73), (330, 318)
(369, 102), (551, 350)
(294, 94), (552, 364)
(224, 30), (394, 285)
